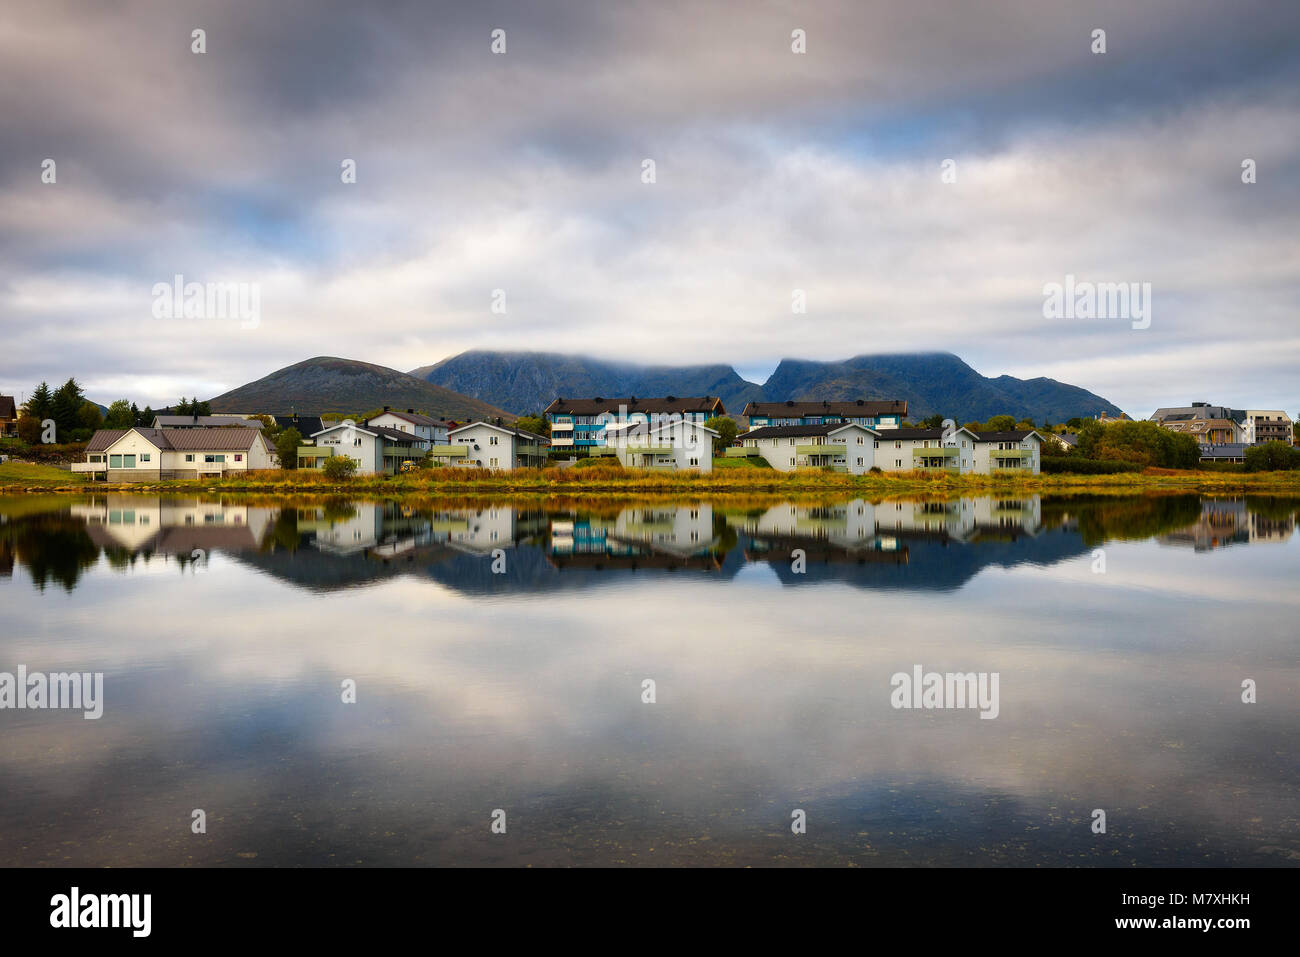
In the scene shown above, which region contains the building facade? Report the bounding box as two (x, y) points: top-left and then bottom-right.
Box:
(299, 420), (425, 475)
(544, 396), (725, 450)
(1244, 410), (1294, 446)
(600, 419), (717, 472)
(75, 427), (274, 480)
(435, 422), (550, 470)
(741, 399), (907, 430)
(734, 423), (880, 473)
(366, 407), (451, 445)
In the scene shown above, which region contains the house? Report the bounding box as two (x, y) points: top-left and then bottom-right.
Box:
(741, 399), (907, 431)
(871, 427), (982, 473)
(1157, 415), (1245, 447)
(430, 421), (550, 470)
(0, 395), (17, 436)
(1198, 443), (1248, 464)
(151, 414), (263, 429)
(74, 427), (274, 480)
(599, 419), (717, 472)
(972, 430), (1043, 474)
(272, 414), (325, 440)
(365, 407), (451, 445)
(298, 419), (425, 475)
(544, 396), (725, 450)
(733, 423), (880, 473)
(1243, 410), (1294, 446)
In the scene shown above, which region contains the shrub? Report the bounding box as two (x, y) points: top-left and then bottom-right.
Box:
(1244, 441), (1300, 472)
(1041, 456), (1143, 474)
(321, 455), (358, 480)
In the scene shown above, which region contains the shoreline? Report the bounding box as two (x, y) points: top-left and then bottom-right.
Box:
(4, 469), (1300, 497)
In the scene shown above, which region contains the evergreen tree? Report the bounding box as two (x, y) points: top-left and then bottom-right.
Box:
(23, 381), (53, 421)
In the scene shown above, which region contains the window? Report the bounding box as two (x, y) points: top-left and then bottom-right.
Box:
(139, 453), (150, 463)
(895, 459), (902, 468)
(489, 435), (499, 446)
(123, 454), (136, 468)
(489, 457), (499, 467)
(234, 454), (243, 462)
(185, 454), (194, 462)
(109, 454), (122, 468)
(689, 457), (698, 466)
(204, 454), (225, 463)
(856, 457), (863, 466)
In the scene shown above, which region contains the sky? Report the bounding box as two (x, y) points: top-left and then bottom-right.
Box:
(1, 0), (1297, 417)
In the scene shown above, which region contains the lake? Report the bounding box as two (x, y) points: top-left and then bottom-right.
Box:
(1, 492), (1297, 866)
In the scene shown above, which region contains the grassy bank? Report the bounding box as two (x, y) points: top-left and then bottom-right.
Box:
(4, 461), (1300, 496)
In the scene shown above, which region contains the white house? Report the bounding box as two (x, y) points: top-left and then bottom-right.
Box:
(75, 427), (274, 481)
(971, 430), (1043, 474)
(301, 419), (425, 475)
(733, 423), (879, 473)
(602, 419), (717, 472)
(365, 407), (450, 445)
(439, 422), (550, 470)
(871, 427), (981, 473)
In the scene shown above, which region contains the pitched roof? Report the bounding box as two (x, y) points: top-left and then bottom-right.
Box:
(152, 415), (264, 429)
(741, 423), (876, 441)
(371, 409), (448, 428)
(0, 395), (16, 419)
(449, 421), (549, 444)
(86, 427), (264, 452)
(368, 424), (423, 443)
(876, 428), (947, 440)
(272, 414), (325, 436)
(544, 396), (725, 416)
(742, 399), (907, 418)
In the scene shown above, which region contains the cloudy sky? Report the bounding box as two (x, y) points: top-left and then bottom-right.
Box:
(2, 0), (1297, 416)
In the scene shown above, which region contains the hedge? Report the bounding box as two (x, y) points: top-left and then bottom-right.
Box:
(1041, 456), (1143, 474)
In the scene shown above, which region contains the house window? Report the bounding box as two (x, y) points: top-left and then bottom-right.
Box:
(204, 454), (225, 463)
(857, 457), (863, 465)
(185, 454), (194, 462)
(490, 457), (499, 467)
(140, 453), (150, 462)
(689, 457), (698, 466)
(489, 435), (499, 445)
(109, 454), (122, 468)
(234, 454), (243, 462)
(123, 454), (136, 468)
(895, 459), (902, 467)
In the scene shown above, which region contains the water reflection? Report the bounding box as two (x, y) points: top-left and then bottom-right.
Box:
(2, 492), (1297, 867)
(4, 492), (1296, 594)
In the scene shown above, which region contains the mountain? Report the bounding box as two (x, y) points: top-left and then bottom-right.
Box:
(410, 350), (766, 415)
(412, 350), (1123, 423)
(760, 353), (1125, 423)
(208, 357), (513, 421)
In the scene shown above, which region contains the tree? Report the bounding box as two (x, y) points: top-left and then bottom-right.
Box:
(1015, 419), (1036, 431)
(920, 413), (945, 429)
(23, 382), (54, 422)
(77, 400), (103, 431)
(50, 378), (86, 440)
(1244, 441), (1300, 472)
(322, 455), (357, 481)
(138, 405), (154, 427)
(16, 414), (41, 444)
(104, 400), (135, 430)
(704, 415), (738, 454)
(514, 414), (549, 438)
(984, 414), (1017, 432)
(275, 428), (303, 470)
(1066, 417), (1085, 430)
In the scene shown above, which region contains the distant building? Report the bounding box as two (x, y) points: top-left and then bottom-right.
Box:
(544, 396), (725, 450)
(438, 421), (549, 470)
(1243, 410), (1294, 446)
(601, 419), (717, 472)
(365, 407), (451, 445)
(0, 395), (16, 436)
(741, 399), (906, 431)
(152, 414), (262, 429)
(1198, 444), (1248, 464)
(272, 414), (325, 439)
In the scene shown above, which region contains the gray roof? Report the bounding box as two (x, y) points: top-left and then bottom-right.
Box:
(741, 423), (876, 441)
(450, 421), (549, 444)
(153, 415), (264, 429)
(85, 427), (264, 452)
(1199, 443), (1248, 459)
(974, 430), (1039, 442)
(372, 409), (449, 428)
(742, 399), (907, 418)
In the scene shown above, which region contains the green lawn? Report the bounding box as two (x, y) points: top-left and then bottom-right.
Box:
(0, 460), (84, 486)
(713, 456), (772, 469)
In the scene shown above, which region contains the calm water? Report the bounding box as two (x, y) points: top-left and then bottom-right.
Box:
(1, 492), (1297, 867)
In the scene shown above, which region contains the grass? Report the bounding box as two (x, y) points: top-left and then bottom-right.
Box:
(0, 460), (86, 487)
(5, 462), (1300, 496)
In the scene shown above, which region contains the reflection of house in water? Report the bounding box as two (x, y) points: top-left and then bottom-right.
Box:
(548, 504), (723, 570)
(729, 497), (1042, 553)
(68, 497), (278, 553)
(298, 503), (547, 558)
(1160, 499), (1294, 551)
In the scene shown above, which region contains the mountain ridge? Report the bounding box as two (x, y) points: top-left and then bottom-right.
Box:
(412, 350), (1124, 422)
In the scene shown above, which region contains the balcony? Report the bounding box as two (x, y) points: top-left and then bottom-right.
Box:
(724, 447), (760, 457)
(796, 443), (844, 455)
(426, 445), (469, 458)
(911, 446), (957, 459)
(72, 461), (106, 473)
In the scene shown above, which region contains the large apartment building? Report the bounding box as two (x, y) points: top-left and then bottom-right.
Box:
(543, 396), (725, 450)
(741, 399), (906, 430)
(733, 425), (1043, 475)
(1244, 410), (1294, 445)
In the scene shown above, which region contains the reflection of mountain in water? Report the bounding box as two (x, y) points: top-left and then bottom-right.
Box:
(2, 493), (1296, 595)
